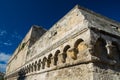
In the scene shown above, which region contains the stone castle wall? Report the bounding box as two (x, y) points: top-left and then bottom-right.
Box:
(6, 26), (46, 75)
(5, 5), (120, 80)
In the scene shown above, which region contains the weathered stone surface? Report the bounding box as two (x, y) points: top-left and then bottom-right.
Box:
(5, 5), (120, 80)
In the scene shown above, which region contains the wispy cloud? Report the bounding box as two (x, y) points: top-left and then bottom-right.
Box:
(0, 29), (7, 36)
(0, 29), (22, 72)
(12, 32), (22, 40)
(3, 40), (12, 46)
(0, 52), (11, 63)
(0, 52), (11, 72)
(0, 41), (12, 46)
(3, 42), (12, 46)
(0, 63), (6, 72)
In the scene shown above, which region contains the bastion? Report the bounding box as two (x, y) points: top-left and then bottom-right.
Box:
(5, 5), (120, 80)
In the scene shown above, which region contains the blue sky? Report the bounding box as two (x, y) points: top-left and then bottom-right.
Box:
(0, 0), (120, 72)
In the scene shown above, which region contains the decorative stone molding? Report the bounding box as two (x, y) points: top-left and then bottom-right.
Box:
(5, 5), (120, 80)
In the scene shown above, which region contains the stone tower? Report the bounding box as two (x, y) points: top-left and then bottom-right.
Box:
(5, 5), (120, 80)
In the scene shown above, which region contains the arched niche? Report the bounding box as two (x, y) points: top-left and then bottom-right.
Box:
(62, 45), (71, 63)
(94, 38), (107, 58)
(47, 54), (53, 67)
(22, 68), (25, 74)
(66, 39), (85, 60)
(27, 65), (29, 73)
(29, 64), (31, 73)
(31, 63), (34, 72)
(25, 67), (28, 74)
(74, 38), (87, 52)
(112, 41), (120, 53)
(42, 57), (47, 69)
(38, 59), (41, 70)
(34, 61), (37, 71)
(54, 50), (60, 65)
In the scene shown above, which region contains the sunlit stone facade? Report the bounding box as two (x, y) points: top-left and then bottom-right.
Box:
(5, 5), (120, 80)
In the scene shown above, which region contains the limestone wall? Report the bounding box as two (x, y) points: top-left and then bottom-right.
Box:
(6, 27), (32, 74)
(89, 28), (120, 80)
(6, 26), (46, 75)
(5, 5), (120, 80)
(93, 63), (120, 80)
(26, 6), (88, 62)
(25, 63), (93, 80)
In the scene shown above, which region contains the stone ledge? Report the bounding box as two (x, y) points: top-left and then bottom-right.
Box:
(5, 54), (120, 79)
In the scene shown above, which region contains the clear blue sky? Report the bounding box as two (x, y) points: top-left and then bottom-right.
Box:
(0, 0), (120, 72)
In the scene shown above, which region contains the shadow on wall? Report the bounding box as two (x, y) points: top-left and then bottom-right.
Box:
(93, 37), (120, 72)
(17, 70), (26, 80)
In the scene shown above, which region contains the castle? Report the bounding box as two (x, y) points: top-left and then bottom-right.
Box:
(5, 5), (120, 80)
